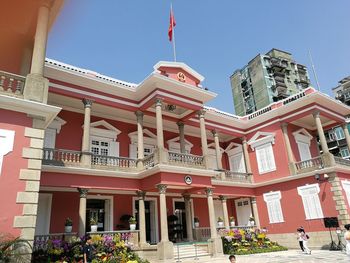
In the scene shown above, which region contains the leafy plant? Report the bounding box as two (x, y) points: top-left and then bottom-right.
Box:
(249, 216), (255, 222)
(65, 217), (73, 226)
(0, 235), (32, 263)
(229, 216), (235, 222)
(217, 217), (224, 222)
(90, 218), (97, 225)
(128, 216), (137, 224)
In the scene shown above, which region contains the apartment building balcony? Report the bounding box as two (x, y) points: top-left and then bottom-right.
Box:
(294, 154), (350, 174)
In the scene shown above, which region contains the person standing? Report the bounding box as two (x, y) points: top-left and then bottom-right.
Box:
(83, 235), (94, 263)
(299, 228), (311, 254)
(345, 224), (350, 257)
(297, 228), (304, 253)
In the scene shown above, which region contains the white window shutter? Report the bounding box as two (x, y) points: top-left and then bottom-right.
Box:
(256, 148), (264, 173)
(297, 141), (311, 161)
(266, 144), (276, 170)
(263, 191), (283, 224)
(267, 202), (274, 223)
(109, 141), (119, 157)
(129, 144), (137, 159)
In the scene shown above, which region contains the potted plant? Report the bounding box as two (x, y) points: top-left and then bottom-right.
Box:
(229, 216), (235, 227)
(90, 218), (98, 232)
(217, 216), (224, 228)
(249, 216), (255, 226)
(194, 217), (200, 228)
(129, 216), (137, 231)
(64, 217), (73, 233)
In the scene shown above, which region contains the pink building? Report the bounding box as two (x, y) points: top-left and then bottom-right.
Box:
(1, 1), (350, 260)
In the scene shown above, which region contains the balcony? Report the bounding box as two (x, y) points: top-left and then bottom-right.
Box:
(295, 156), (324, 174)
(168, 151), (205, 169)
(0, 70), (26, 97)
(214, 170), (252, 183)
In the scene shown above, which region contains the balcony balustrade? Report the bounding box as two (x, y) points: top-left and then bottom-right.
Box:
(43, 148), (81, 166)
(142, 153), (155, 168)
(168, 151), (205, 169)
(334, 156), (350, 167)
(214, 170), (252, 183)
(91, 154), (137, 170)
(295, 156), (324, 173)
(0, 70), (25, 97)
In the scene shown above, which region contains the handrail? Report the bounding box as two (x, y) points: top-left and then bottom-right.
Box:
(91, 154), (137, 168)
(334, 156), (350, 167)
(43, 148), (81, 163)
(142, 153), (155, 168)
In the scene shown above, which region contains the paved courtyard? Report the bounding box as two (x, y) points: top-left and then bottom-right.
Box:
(158, 250), (349, 263)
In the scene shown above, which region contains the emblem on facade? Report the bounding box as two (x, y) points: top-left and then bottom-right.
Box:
(184, 175), (192, 185)
(177, 72), (186, 82)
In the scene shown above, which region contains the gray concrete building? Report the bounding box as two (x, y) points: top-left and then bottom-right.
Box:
(230, 49), (310, 116)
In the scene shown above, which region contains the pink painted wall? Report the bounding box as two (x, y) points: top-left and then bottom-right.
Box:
(0, 109), (32, 236)
(255, 176), (338, 234)
(246, 123), (290, 183)
(114, 194), (133, 230)
(158, 66), (200, 86)
(48, 191), (80, 233)
(193, 198), (210, 227)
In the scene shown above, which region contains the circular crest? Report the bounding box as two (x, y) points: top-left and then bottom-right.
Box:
(184, 175), (192, 185)
(177, 72), (186, 82)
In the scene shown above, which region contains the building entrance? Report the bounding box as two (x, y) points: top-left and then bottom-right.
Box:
(86, 199), (105, 232)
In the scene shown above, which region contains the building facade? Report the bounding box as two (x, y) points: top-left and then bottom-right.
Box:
(230, 48), (310, 116)
(2, 2), (350, 262)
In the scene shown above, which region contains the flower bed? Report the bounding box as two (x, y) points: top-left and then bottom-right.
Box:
(32, 234), (149, 263)
(219, 228), (287, 255)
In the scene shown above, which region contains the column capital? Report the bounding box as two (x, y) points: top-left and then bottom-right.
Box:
(182, 193), (191, 201)
(240, 136), (247, 143)
(212, 129), (218, 137)
(205, 188), (213, 197)
(78, 188), (89, 198)
(82, 98), (93, 108)
(177, 121), (184, 128)
(136, 190), (146, 200)
(155, 98), (163, 107)
(250, 197), (257, 204)
(312, 111), (320, 118)
(281, 122), (288, 129)
(41, 0), (54, 9)
(157, 184), (167, 194)
(219, 195), (227, 201)
(197, 109), (206, 118)
(135, 110), (144, 119)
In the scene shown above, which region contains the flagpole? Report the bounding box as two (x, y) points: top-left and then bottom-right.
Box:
(308, 49), (320, 91)
(171, 3), (177, 62)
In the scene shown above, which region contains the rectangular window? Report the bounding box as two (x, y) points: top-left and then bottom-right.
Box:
(340, 147), (350, 158)
(263, 191), (284, 224)
(229, 152), (246, 173)
(255, 143), (276, 174)
(297, 184), (324, 220)
(335, 127), (345, 140)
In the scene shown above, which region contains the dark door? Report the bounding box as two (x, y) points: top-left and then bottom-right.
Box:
(174, 201), (187, 240)
(86, 199), (105, 232)
(135, 200), (152, 243)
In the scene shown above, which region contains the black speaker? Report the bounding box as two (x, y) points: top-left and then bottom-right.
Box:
(323, 217), (339, 228)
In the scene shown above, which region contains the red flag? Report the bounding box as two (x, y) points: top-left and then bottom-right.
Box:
(168, 9), (176, 41)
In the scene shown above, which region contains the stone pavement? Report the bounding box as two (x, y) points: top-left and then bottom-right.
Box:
(149, 250), (349, 263)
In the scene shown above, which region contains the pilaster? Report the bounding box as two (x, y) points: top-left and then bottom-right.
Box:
(78, 188), (89, 236)
(81, 99), (93, 167)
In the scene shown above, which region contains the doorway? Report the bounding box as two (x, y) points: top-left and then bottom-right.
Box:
(234, 198), (252, 226)
(133, 198), (158, 244)
(86, 196), (113, 232)
(173, 201), (187, 241)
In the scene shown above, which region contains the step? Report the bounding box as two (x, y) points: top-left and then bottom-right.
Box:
(173, 244), (210, 259)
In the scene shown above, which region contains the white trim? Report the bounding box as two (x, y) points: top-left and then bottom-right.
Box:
(207, 142), (224, 152)
(225, 142), (243, 153)
(35, 193), (52, 235)
(0, 129), (15, 175)
(341, 180), (350, 208)
(247, 132), (276, 151)
(48, 117), (66, 134)
(263, 191), (284, 224)
(297, 184), (324, 220)
(132, 196), (159, 244)
(293, 128), (313, 145)
(153, 61), (205, 82)
(87, 195), (114, 231)
(88, 120), (121, 139)
(128, 129), (157, 144)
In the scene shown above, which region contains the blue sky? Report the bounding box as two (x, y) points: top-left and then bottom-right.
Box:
(47, 0), (350, 114)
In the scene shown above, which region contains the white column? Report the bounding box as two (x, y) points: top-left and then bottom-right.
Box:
(81, 99), (93, 166)
(198, 110), (209, 167)
(205, 188), (217, 239)
(30, 1), (51, 75)
(177, 121), (186, 153)
(157, 184), (174, 260)
(250, 197), (261, 229)
(136, 111), (144, 169)
(241, 137), (252, 174)
(212, 130), (223, 170)
(158, 184), (169, 242)
(342, 123), (350, 151)
(219, 195), (229, 229)
(183, 194), (193, 241)
(155, 98), (164, 150)
(137, 191), (148, 247)
(78, 188), (89, 236)
(313, 111), (329, 154)
(281, 123), (297, 174)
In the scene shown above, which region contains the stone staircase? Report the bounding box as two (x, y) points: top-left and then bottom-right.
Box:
(173, 242), (210, 261)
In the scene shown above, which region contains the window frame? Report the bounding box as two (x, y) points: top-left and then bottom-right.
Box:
(297, 184), (324, 220)
(263, 191), (284, 224)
